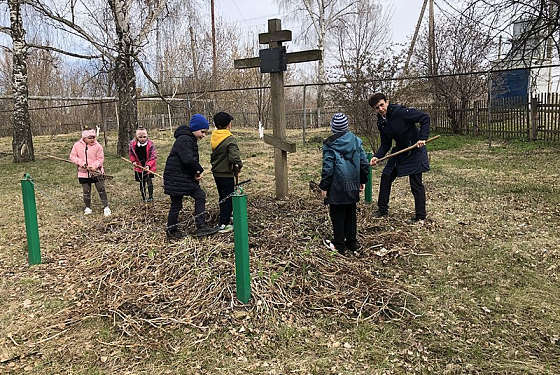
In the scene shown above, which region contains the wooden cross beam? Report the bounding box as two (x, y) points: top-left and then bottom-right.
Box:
(234, 18), (322, 199)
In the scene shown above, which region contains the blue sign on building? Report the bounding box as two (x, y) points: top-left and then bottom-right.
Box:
(491, 69), (529, 99)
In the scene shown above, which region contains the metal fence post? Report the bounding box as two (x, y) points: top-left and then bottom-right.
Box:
(302, 84), (307, 145)
(365, 152), (373, 203)
(20, 173), (41, 265)
(232, 190), (251, 304)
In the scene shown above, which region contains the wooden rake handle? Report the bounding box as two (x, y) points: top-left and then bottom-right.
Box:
(120, 157), (163, 178)
(46, 154), (113, 180)
(376, 135), (440, 163)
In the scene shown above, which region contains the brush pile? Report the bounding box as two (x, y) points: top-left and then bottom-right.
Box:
(49, 194), (425, 337)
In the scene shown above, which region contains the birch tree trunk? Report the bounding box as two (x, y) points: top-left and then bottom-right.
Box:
(110, 0), (138, 157)
(8, 0), (34, 163)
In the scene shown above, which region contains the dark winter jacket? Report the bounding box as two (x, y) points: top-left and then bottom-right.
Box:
(210, 129), (243, 178)
(373, 103), (430, 177)
(319, 131), (369, 205)
(163, 125), (204, 196)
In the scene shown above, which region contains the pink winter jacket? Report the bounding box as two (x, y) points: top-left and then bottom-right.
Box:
(128, 139), (157, 172)
(69, 139), (105, 178)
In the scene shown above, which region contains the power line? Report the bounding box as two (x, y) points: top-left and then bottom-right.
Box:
(178, 63), (560, 94)
(228, 0), (250, 27)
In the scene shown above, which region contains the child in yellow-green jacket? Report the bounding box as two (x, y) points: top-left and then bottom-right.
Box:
(210, 112), (243, 232)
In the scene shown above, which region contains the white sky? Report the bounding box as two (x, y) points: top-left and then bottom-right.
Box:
(213, 0), (428, 46)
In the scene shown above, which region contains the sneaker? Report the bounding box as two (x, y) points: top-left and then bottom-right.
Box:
(323, 239), (337, 252)
(84, 207), (92, 215)
(166, 230), (188, 241)
(103, 207), (112, 217)
(217, 224), (234, 233)
(324, 239), (348, 255)
(196, 224), (219, 237)
(372, 209), (388, 218)
(146, 197), (154, 202)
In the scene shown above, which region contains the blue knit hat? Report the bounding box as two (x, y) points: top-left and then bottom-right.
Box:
(189, 114), (210, 131)
(331, 113), (349, 133)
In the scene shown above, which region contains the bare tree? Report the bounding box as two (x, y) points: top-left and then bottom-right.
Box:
(30, 0), (171, 156)
(277, 0), (358, 122)
(412, 8), (495, 133)
(464, 0), (558, 64)
(328, 0), (393, 151)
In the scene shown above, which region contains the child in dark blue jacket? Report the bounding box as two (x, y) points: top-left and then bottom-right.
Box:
(163, 114), (219, 240)
(319, 113), (369, 255)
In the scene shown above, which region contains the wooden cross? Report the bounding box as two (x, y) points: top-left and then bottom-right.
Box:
(234, 18), (322, 199)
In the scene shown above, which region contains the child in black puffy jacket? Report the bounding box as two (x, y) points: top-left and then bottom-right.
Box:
(163, 114), (218, 240)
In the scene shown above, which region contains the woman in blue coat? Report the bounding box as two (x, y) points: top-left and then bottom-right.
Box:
(368, 93), (430, 222)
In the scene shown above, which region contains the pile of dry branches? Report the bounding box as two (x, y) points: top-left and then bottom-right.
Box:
(48, 195), (425, 337)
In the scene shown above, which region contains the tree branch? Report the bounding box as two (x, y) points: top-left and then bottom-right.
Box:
(28, 1), (115, 61)
(137, 0), (168, 45)
(132, 54), (174, 106)
(27, 43), (102, 59)
(0, 26), (11, 36)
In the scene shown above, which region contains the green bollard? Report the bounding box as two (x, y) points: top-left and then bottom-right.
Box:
(232, 188), (251, 303)
(365, 152), (373, 203)
(20, 173), (41, 265)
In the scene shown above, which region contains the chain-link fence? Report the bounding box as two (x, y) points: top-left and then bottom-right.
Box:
(1, 89), (559, 144)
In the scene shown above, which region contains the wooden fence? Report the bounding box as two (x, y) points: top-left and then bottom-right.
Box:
(415, 94), (560, 143)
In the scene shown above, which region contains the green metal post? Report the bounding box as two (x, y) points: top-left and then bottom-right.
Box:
(365, 152), (373, 203)
(232, 190), (251, 303)
(20, 173), (41, 265)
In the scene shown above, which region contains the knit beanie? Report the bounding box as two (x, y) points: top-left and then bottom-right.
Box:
(330, 113), (349, 133)
(189, 114), (210, 131)
(82, 129), (96, 139)
(213, 112), (234, 128)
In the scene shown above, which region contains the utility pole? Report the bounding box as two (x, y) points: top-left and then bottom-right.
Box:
(189, 26), (199, 89)
(428, 0), (436, 76)
(210, 0), (218, 112)
(404, 0), (428, 76)
(211, 0), (218, 88)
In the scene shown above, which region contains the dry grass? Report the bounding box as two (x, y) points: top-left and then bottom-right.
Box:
(1, 128), (559, 374)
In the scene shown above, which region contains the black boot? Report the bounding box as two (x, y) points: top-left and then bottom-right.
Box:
(196, 224), (219, 237)
(372, 209), (388, 218)
(167, 230), (188, 241)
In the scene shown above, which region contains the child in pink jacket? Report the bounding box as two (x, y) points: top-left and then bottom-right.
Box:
(128, 127), (157, 202)
(69, 129), (111, 216)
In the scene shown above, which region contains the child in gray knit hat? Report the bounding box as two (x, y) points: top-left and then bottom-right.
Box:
(318, 113), (369, 255)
